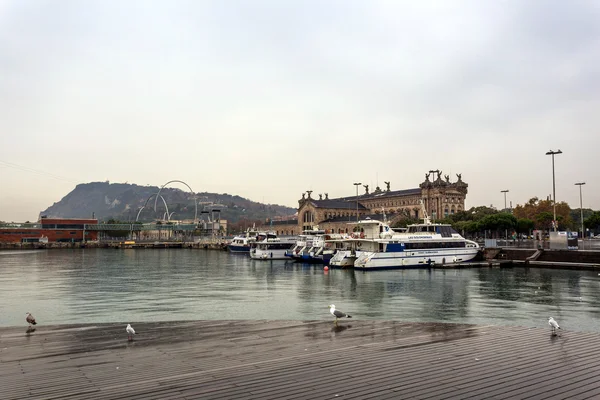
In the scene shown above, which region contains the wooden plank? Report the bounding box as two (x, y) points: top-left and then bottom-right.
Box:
(407, 337), (600, 398)
(1, 320), (600, 400)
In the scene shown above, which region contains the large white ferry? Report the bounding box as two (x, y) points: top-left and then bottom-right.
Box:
(332, 206), (480, 269)
(353, 214), (479, 269)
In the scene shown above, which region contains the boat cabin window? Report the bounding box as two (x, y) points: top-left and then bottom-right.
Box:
(405, 241), (466, 249)
(438, 226), (456, 237)
(408, 226), (433, 233)
(407, 225), (457, 236)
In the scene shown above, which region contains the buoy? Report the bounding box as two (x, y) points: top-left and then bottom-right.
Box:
(324, 266), (329, 271)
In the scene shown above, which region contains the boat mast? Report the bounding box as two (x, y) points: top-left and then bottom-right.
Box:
(419, 199), (431, 225)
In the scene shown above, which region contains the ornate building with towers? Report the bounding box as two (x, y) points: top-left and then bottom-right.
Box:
(260, 170), (469, 235)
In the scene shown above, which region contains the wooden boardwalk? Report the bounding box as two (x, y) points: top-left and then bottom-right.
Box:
(1, 319), (599, 399)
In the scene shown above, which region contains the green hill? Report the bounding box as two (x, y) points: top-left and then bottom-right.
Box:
(40, 181), (296, 225)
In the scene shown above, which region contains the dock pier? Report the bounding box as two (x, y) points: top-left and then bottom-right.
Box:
(2, 320), (599, 399)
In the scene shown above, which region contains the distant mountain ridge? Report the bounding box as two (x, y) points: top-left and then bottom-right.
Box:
(40, 182), (297, 224)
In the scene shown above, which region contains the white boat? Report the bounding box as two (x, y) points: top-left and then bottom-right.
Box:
(250, 237), (296, 260)
(350, 207), (479, 269)
(228, 225), (260, 253)
(328, 249), (356, 267)
(309, 233), (348, 264)
(285, 227), (325, 262)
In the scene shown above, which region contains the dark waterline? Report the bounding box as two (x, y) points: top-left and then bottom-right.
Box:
(1, 249), (599, 332)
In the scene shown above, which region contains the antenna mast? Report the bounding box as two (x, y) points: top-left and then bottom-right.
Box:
(419, 199), (431, 225)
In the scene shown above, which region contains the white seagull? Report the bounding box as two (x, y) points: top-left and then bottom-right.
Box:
(329, 304), (352, 324)
(548, 317), (560, 335)
(126, 324), (136, 341)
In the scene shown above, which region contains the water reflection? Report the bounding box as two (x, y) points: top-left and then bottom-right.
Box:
(331, 324), (352, 335)
(0, 249), (599, 332)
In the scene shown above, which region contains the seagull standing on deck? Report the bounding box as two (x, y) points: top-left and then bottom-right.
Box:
(548, 317), (561, 335)
(329, 304), (352, 324)
(126, 324), (136, 341)
(26, 312), (37, 327)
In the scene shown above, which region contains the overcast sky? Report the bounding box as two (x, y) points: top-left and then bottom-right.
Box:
(1, 0), (599, 222)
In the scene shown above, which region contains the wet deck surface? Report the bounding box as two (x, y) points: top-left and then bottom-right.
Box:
(1, 319), (599, 399)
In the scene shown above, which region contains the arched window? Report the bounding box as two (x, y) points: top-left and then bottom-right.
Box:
(303, 211), (315, 231)
(303, 211), (314, 223)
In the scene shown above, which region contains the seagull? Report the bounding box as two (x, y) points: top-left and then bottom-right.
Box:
(548, 317), (561, 335)
(126, 324), (136, 341)
(26, 312), (37, 327)
(329, 304), (352, 324)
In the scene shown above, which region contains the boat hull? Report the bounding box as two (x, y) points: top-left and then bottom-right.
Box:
(228, 244), (250, 253)
(329, 250), (357, 267)
(354, 248), (480, 269)
(250, 248), (291, 260)
(308, 253), (334, 264)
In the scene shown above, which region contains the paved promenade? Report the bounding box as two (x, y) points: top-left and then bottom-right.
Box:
(1, 319), (599, 399)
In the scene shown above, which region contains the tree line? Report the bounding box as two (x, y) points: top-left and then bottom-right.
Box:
(392, 197), (600, 238)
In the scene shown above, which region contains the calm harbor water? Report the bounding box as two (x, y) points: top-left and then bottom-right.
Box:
(1, 249), (600, 332)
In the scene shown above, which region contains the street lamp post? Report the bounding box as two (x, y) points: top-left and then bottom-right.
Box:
(501, 190), (509, 242)
(353, 182), (361, 222)
(501, 190), (509, 211)
(575, 182), (585, 247)
(545, 149), (562, 231)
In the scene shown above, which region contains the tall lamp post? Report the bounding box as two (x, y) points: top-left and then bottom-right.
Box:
(353, 182), (361, 222)
(575, 182), (585, 246)
(545, 149), (562, 231)
(501, 189), (509, 241)
(500, 190), (509, 211)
